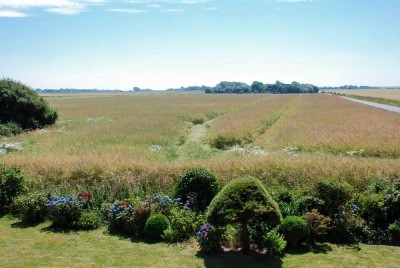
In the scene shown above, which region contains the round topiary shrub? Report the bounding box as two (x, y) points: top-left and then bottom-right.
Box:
(295, 195), (325, 215)
(175, 167), (220, 211)
(145, 214), (170, 240)
(279, 216), (310, 246)
(314, 179), (353, 217)
(0, 79), (58, 133)
(207, 177), (282, 252)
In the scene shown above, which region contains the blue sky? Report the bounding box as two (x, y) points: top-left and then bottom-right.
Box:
(0, 0), (399, 90)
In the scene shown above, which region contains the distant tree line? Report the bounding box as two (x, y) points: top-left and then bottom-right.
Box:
(166, 85), (213, 92)
(205, 81), (319, 94)
(36, 88), (124, 94)
(132, 87), (153, 92)
(319, 85), (379, 90)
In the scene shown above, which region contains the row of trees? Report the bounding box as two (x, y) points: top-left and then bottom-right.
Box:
(166, 85), (213, 92)
(205, 81), (319, 94)
(319, 85), (379, 90)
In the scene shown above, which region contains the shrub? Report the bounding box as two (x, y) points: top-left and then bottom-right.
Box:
(249, 219), (271, 250)
(272, 188), (297, 217)
(46, 194), (93, 228)
(192, 116), (205, 125)
(359, 226), (388, 244)
(76, 211), (102, 230)
(0, 165), (27, 212)
(264, 230), (287, 256)
(384, 192), (400, 224)
(303, 209), (331, 244)
(207, 177), (282, 252)
(388, 221), (400, 243)
(104, 199), (151, 235)
(153, 194), (182, 215)
(279, 216), (310, 246)
(104, 201), (135, 233)
(13, 193), (47, 224)
(314, 179), (353, 217)
(175, 167), (220, 211)
(132, 201), (151, 235)
(210, 135), (241, 150)
(354, 193), (385, 227)
(0, 79), (58, 130)
(145, 214), (170, 240)
(163, 207), (204, 243)
(196, 223), (226, 254)
(0, 122), (23, 136)
(223, 224), (241, 249)
(296, 195), (325, 215)
(329, 204), (360, 243)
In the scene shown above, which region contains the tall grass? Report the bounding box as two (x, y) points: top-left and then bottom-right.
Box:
(1, 93), (400, 199)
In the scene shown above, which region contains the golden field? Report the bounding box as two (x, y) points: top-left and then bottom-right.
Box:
(1, 92), (400, 196)
(326, 89), (400, 101)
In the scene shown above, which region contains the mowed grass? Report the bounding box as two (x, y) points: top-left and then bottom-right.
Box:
(1, 93), (400, 196)
(1, 217), (400, 268)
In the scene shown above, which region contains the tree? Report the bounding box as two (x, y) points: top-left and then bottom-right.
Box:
(206, 177), (282, 253)
(251, 81), (266, 93)
(0, 79), (58, 131)
(175, 167), (220, 211)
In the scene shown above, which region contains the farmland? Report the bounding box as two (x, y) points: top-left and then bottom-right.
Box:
(326, 89), (400, 107)
(2, 91), (400, 267)
(1, 92), (399, 197)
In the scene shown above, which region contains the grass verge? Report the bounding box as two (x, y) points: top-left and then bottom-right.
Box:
(1, 217), (400, 267)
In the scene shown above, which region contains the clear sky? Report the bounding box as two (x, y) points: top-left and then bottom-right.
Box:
(0, 0), (399, 90)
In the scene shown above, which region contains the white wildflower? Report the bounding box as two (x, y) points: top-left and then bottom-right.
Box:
(149, 145), (162, 153)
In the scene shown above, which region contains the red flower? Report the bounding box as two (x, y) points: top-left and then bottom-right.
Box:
(77, 193), (92, 199)
(119, 202), (129, 207)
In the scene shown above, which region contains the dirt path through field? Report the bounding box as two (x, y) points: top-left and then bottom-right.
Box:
(186, 119), (215, 144)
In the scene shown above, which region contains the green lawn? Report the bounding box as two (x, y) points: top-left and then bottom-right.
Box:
(1, 217), (400, 267)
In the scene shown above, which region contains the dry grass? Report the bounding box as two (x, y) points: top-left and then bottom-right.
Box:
(257, 94), (400, 157)
(207, 95), (296, 145)
(1, 93), (400, 196)
(326, 89), (400, 101)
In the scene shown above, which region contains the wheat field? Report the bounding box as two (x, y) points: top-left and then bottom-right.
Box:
(1, 93), (399, 197)
(326, 89), (400, 101)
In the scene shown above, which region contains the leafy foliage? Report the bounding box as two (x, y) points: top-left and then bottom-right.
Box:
(46, 194), (93, 228)
(145, 214), (170, 240)
(0, 122), (23, 136)
(314, 179), (353, 217)
(196, 223), (226, 254)
(279, 216), (310, 246)
(13, 193), (47, 224)
(207, 177), (282, 226)
(207, 177), (282, 252)
(388, 221), (400, 242)
(105, 198), (151, 235)
(0, 79), (58, 131)
(0, 165), (27, 212)
(163, 207), (204, 243)
(76, 211), (102, 230)
(175, 168), (220, 211)
(264, 230), (287, 256)
(295, 195), (325, 215)
(303, 209), (331, 244)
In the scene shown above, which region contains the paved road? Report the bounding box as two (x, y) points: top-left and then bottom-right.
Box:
(341, 96), (400, 114)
